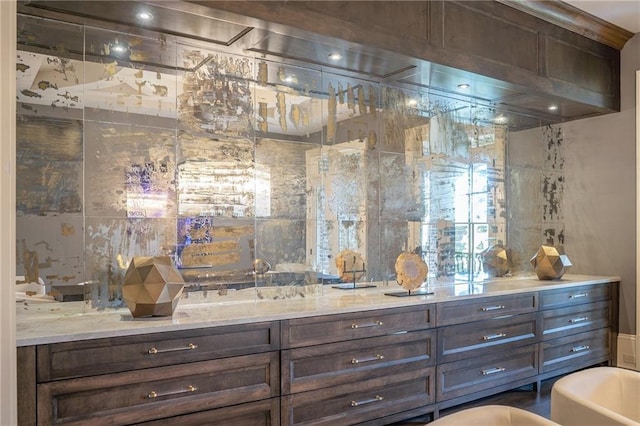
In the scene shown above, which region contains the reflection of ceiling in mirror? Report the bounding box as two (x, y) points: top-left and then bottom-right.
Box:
(17, 55), (493, 148)
(17, 51), (370, 136)
(254, 84), (378, 137)
(16, 52), (177, 118)
(254, 85), (322, 136)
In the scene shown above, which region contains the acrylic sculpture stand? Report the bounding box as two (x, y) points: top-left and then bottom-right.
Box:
(332, 260), (375, 290)
(384, 281), (434, 297)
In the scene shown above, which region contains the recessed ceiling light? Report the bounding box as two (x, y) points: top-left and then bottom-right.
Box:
(137, 11), (153, 21)
(110, 42), (129, 53)
(457, 83), (470, 89)
(494, 115), (508, 124)
(328, 52), (343, 61)
(284, 75), (297, 83)
(407, 99), (418, 107)
(109, 41), (130, 58)
(548, 104), (559, 111)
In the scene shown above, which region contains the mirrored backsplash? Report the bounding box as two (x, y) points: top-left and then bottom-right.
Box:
(15, 14), (559, 309)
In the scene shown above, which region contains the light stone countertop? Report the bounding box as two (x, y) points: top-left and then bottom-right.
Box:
(16, 274), (619, 347)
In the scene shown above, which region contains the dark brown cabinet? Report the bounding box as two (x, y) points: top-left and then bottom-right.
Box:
(282, 371), (434, 426)
(18, 281), (618, 426)
(138, 398), (280, 426)
(38, 353), (279, 425)
(540, 327), (611, 375)
(435, 282), (617, 411)
(437, 312), (539, 363)
(282, 329), (436, 395)
(29, 322), (281, 425)
(437, 344), (538, 403)
(539, 284), (616, 380)
(37, 321), (279, 381)
(436, 292), (538, 326)
(436, 293), (540, 409)
(282, 305), (434, 348)
(281, 305), (437, 425)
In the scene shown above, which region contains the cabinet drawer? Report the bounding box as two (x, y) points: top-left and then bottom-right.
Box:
(283, 329), (436, 394)
(541, 300), (611, 340)
(437, 293), (537, 326)
(282, 305), (434, 348)
(37, 352), (279, 425)
(540, 328), (610, 374)
(283, 368), (434, 426)
(540, 284), (611, 310)
(138, 398), (280, 426)
(438, 312), (538, 363)
(37, 321), (280, 381)
(437, 344), (538, 401)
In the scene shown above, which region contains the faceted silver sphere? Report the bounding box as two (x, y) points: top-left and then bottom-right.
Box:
(530, 245), (572, 280)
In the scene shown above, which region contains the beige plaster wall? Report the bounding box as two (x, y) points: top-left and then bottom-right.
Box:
(508, 34), (639, 335)
(562, 33), (640, 335)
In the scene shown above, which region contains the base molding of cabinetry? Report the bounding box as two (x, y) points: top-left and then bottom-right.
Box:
(616, 333), (638, 370)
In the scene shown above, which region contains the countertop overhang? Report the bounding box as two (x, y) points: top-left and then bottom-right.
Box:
(16, 274), (619, 347)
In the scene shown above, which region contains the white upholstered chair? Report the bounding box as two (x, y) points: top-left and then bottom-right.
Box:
(551, 366), (640, 426)
(428, 405), (560, 425)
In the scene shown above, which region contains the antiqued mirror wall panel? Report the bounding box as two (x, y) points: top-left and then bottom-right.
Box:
(507, 123), (565, 274)
(376, 86), (427, 282)
(254, 62), (323, 296)
(314, 74), (379, 284)
(175, 47), (255, 299)
(16, 13), (518, 310)
(16, 15), (87, 300)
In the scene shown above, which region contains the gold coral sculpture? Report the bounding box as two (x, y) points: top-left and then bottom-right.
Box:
(395, 252), (429, 291)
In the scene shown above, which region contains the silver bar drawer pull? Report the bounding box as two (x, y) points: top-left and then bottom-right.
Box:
(351, 321), (384, 329)
(351, 395), (384, 407)
(482, 367), (506, 376)
(481, 305), (505, 312)
(351, 354), (384, 364)
(569, 317), (589, 323)
(147, 385), (197, 399)
(482, 332), (506, 341)
(147, 343), (198, 354)
(569, 293), (589, 299)
(571, 345), (590, 353)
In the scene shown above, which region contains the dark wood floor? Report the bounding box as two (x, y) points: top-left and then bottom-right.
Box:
(392, 375), (562, 425)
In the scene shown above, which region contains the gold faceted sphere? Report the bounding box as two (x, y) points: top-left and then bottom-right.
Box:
(530, 245), (572, 280)
(481, 244), (509, 277)
(122, 256), (185, 317)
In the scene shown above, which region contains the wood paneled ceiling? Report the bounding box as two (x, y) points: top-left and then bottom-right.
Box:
(17, 0), (634, 131)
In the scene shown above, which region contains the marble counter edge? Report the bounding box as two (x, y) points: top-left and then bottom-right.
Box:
(16, 274), (620, 347)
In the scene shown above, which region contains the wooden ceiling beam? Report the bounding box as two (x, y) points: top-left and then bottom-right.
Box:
(498, 0), (635, 50)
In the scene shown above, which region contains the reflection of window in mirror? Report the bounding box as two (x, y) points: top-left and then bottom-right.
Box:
(419, 107), (506, 282)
